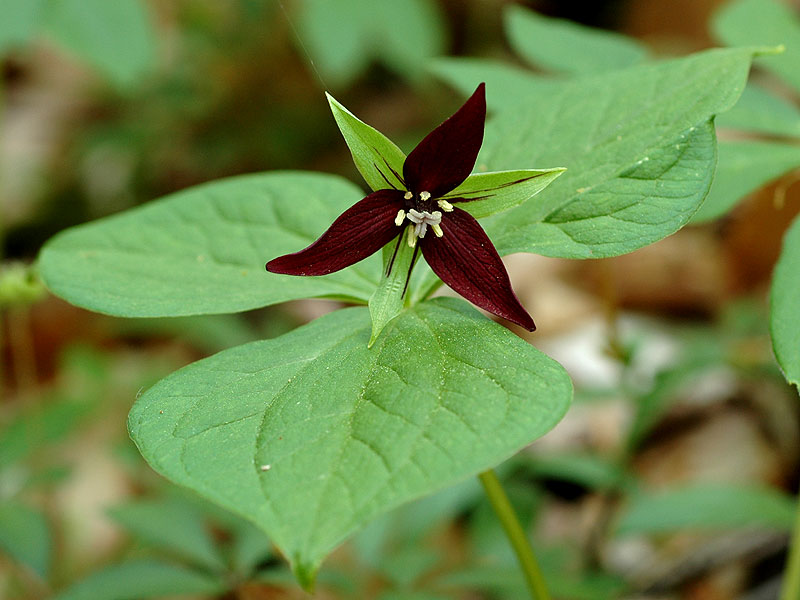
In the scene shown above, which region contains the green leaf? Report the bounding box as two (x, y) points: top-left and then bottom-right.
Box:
(716, 83), (800, 138)
(505, 4), (647, 75)
(447, 168), (566, 219)
(616, 484), (796, 535)
(53, 559), (225, 600)
(713, 0), (800, 95)
(43, 0), (157, 90)
(295, 0), (446, 87)
(692, 140), (800, 223)
(38, 172), (380, 317)
(477, 47), (759, 258)
(430, 58), (559, 111)
(0, 501), (50, 579)
(525, 453), (627, 490)
(771, 214), (800, 389)
(0, 396), (92, 470)
(0, 0), (46, 52)
(326, 93), (406, 192)
(108, 499), (226, 572)
(492, 119), (716, 257)
(128, 297), (572, 586)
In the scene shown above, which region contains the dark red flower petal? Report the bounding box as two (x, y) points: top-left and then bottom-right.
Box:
(266, 189), (405, 276)
(403, 83), (486, 199)
(420, 207), (535, 331)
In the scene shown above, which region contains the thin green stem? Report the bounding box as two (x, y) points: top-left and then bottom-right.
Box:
(780, 489), (800, 600)
(478, 469), (551, 600)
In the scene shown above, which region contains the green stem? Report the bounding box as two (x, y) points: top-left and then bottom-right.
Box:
(478, 469), (551, 600)
(780, 490), (800, 600)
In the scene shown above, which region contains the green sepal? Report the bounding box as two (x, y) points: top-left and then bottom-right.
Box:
(368, 232), (416, 347)
(326, 92), (406, 192)
(445, 168), (566, 219)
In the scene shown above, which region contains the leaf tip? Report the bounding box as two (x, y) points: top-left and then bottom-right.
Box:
(292, 558), (319, 593)
(753, 44), (785, 57)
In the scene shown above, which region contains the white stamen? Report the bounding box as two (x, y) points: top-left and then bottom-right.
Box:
(404, 191), (413, 200)
(403, 209), (442, 244)
(407, 208), (424, 223)
(437, 199), (454, 212)
(420, 191), (431, 201)
(395, 209), (405, 226)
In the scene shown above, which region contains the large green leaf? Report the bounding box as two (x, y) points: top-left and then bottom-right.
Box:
(473, 48), (759, 258)
(38, 172), (380, 317)
(54, 560), (225, 600)
(505, 4), (647, 75)
(488, 119), (717, 257)
(616, 484), (796, 535)
(295, 0), (446, 87)
(713, 0), (800, 95)
(128, 298), (572, 587)
(771, 214), (800, 389)
(692, 140), (800, 223)
(43, 0), (156, 90)
(0, 501), (50, 579)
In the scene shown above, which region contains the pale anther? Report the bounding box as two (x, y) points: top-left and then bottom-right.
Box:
(437, 199), (454, 212)
(407, 227), (417, 247)
(431, 223), (443, 237)
(420, 191), (431, 201)
(404, 191), (413, 200)
(395, 209), (405, 226)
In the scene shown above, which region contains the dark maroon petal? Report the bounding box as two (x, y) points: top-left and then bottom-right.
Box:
(403, 83), (485, 199)
(266, 189), (405, 276)
(420, 207), (535, 331)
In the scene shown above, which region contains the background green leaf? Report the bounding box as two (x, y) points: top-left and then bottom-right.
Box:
(430, 58), (558, 111)
(0, 502), (51, 579)
(692, 140), (800, 223)
(295, 0), (446, 87)
(108, 499), (226, 572)
(43, 0), (157, 90)
(38, 172), (380, 317)
(129, 298), (572, 584)
(713, 0), (800, 95)
(770, 214), (800, 389)
(616, 484), (796, 535)
(53, 559), (225, 600)
(715, 83), (800, 138)
(0, 0), (46, 52)
(504, 4), (647, 75)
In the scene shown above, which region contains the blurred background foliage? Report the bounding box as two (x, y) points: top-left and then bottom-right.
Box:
(1, 0), (799, 599)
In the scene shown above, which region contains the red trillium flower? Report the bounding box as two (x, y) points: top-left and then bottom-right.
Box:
(266, 84), (535, 331)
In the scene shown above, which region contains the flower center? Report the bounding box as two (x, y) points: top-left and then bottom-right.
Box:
(395, 207), (443, 247)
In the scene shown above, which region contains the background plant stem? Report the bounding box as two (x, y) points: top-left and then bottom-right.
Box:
(478, 469), (551, 600)
(780, 490), (800, 600)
